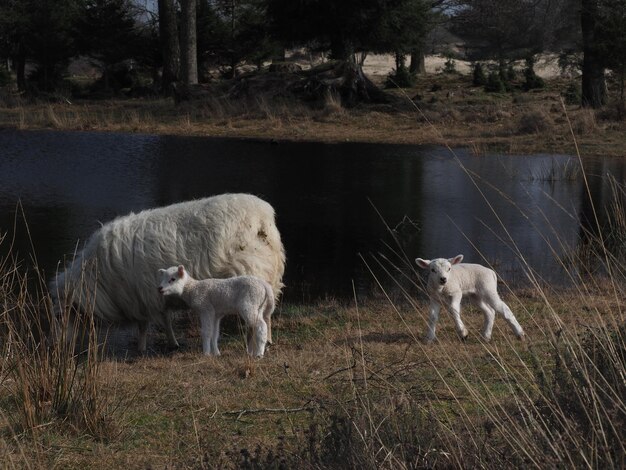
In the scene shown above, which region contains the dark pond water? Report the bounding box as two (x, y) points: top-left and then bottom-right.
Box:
(1, 129), (624, 303)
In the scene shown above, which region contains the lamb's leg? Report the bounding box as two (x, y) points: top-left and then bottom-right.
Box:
(448, 295), (469, 340)
(476, 299), (496, 341)
(493, 297), (525, 339)
(246, 326), (254, 355)
(425, 301), (441, 343)
(199, 308), (215, 355)
(137, 321), (149, 354)
(211, 316), (222, 356)
(163, 310), (179, 350)
(253, 318), (268, 358)
(265, 314), (273, 345)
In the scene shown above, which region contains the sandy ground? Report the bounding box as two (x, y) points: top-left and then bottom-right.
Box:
(361, 53), (568, 79)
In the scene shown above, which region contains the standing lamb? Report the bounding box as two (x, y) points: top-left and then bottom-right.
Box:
(50, 193), (285, 353)
(415, 255), (525, 343)
(158, 265), (273, 357)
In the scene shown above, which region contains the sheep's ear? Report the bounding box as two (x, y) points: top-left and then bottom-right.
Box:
(158, 268), (165, 274)
(450, 254), (464, 265)
(415, 258), (430, 269)
(177, 265), (185, 277)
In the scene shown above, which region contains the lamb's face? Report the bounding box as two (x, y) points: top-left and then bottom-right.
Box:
(415, 255), (464, 288)
(429, 258), (453, 286)
(157, 265), (187, 296)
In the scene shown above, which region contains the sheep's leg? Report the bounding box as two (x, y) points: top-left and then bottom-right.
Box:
(163, 310), (180, 349)
(137, 321), (149, 354)
(448, 296), (469, 340)
(493, 298), (525, 339)
(476, 299), (496, 341)
(425, 301), (441, 343)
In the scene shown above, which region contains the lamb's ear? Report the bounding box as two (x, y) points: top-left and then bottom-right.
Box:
(415, 258), (431, 269)
(177, 265), (185, 277)
(450, 254), (464, 265)
(158, 268), (165, 274)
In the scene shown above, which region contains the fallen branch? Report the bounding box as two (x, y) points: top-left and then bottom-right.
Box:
(222, 400), (318, 421)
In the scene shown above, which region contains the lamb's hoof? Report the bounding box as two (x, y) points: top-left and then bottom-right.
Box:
(517, 333), (526, 341)
(423, 336), (436, 344)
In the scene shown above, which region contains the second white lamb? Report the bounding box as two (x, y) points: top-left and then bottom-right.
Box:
(158, 265), (274, 357)
(415, 255), (525, 343)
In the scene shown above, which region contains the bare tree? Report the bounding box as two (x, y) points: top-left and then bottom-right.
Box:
(410, 0), (454, 75)
(158, 0), (180, 92)
(581, 0), (607, 107)
(180, 0), (198, 85)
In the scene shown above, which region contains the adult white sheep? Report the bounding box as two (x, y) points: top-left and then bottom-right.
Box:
(415, 255), (525, 343)
(51, 193), (285, 353)
(157, 265), (274, 357)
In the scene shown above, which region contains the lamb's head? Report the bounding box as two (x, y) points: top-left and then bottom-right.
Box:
(157, 265), (188, 296)
(415, 255), (464, 287)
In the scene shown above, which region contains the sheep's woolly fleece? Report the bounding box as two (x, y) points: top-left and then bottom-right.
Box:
(51, 193), (285, 326)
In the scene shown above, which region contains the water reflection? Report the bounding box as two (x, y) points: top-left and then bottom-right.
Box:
(0, 130), (623, 302)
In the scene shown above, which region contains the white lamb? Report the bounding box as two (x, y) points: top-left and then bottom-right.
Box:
(158, 265), (274, 357)
(415, 255), (525, 343)
(50, 193), (285, 353)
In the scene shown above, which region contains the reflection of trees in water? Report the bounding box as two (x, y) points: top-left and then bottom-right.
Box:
(153, 138), (425, 302)
(575, 160), (626, 276)
(0, 204), (78, 284)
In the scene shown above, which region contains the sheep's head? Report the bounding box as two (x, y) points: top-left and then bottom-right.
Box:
(157, 265), (188, 296)
(415, 255), (464, 287)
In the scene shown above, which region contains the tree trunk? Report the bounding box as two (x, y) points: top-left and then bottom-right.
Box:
(180, 0), (198, 85)
(158, 0), (180, 93)
(330, 36), (353, 62)
(581, 0), (606, 108)
(395, 52), (405, 71)
(15, 41), (26, 92)
(409, 47), (425, 75)
(229, 0), (236, 79)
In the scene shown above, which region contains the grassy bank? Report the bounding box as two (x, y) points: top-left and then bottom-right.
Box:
(1, 74), (625, 157)
(1, 241), (624, 468)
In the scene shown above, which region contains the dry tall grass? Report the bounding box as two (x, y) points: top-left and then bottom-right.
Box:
(0, 231), (119, 467)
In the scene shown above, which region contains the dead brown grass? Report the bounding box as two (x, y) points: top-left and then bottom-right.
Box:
(2, 278), (623, 468)
(1, 75), (625, 157)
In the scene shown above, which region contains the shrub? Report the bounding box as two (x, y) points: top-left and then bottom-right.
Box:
(484, 71), (506, 93)
(523, 56), (545, 91)
(506, 64), (517, 81)
(385, 64), (415, 88)
(563, 83), (581, 105)
(443, 56), (457, 74)
(517, 110), (554, 134)
(0, 66), (11, 87)
(571, 108), (598, 135)
(472, 62), (486, 87)
(531, 325), (626, 468)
